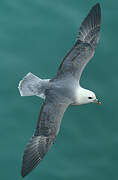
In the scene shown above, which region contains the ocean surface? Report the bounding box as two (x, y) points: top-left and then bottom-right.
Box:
(0, 0), (118, 179)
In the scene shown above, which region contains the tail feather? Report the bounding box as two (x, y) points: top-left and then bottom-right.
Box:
(18, 72), (50, 98)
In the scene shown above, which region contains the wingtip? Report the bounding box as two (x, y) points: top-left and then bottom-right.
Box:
(21, 167), (29, 178)
(93, 2), (101, 9)
(92, 3), (101, 16)
(91, 2), (101, 13)
(21, 169), (26, 178)
(93, 2), (101, 25)
(76, 2), (101, 48)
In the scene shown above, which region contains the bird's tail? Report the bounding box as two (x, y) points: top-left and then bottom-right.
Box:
(18, 72), (50, 99)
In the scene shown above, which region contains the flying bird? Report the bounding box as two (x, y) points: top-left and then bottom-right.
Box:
(18, 3), (101, 177)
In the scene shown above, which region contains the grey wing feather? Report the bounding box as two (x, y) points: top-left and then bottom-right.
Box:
(21, 92), (70, 177)
(57, 3), (101, 80)
(77, 3), (101, 49)
(21, 135), (52, 177)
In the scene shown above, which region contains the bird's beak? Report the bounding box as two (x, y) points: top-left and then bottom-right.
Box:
(93, 99), (102, 105)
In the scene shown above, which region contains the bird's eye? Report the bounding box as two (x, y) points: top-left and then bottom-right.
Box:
(88, 97), (92, 99)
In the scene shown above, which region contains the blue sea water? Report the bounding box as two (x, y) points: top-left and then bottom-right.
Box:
(0, 0), (118, 179)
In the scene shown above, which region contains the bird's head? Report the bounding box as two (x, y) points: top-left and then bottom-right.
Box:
(77, 87), (101, 105)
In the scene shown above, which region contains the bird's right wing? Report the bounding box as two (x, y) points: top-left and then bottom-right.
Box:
(57, 3), (101, 81)
(21, 90), (70, 177)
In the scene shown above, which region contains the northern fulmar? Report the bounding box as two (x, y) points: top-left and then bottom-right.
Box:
(18, 3), (101, 177)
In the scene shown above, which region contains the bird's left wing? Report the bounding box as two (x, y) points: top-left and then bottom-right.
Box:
(21, 91), (70, 177)
(57, 3), (101, 81)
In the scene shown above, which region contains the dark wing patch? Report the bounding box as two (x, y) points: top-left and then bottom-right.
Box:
(21, 95), (69, 177)
(57, 3), (101, 80)
(77, 3), (101, 49)
(21, 135), (55, 177)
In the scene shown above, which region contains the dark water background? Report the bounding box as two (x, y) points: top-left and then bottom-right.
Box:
(0, 0), (118, 179)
